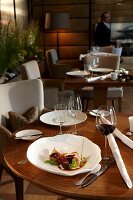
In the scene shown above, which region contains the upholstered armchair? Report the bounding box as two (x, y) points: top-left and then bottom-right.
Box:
(0, 79), (44, 200)
(21, 60), (73, 109)
(45, 49), (73, 79)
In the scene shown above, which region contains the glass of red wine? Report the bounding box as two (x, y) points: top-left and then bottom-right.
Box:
(96, 105), (117, 162)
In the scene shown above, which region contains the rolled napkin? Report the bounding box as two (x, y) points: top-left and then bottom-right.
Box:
(113, 128), (133, 149)
(79, 54), (86, 61)
(107, 134), (132, 189)
(87, 73), (111, 82)
(101, 116), (133, 149)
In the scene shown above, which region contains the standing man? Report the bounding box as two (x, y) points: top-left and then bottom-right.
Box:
(95, 11), (111, 47)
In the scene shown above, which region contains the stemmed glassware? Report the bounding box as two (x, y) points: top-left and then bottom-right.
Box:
(54, 104), (67, 135)
(96, 105), (117, 162)
(68, 95), (82, 134)
(89, 46), (99, 76)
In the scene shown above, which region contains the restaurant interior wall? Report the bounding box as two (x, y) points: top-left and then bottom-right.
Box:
(1, 0), (133, 69)
(28, 0), (133, 66)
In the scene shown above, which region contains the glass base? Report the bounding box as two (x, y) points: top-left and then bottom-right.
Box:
(102, 155), (114, 163)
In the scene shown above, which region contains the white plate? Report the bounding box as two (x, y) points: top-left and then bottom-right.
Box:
(40, 111), (87, 126)
(89, 109), (99, 117)
(15, 129), (42, 140)
(90, 68), (113, 73)
(66, 70), (89, 77)
(90, 52), (112, 57)
(27, 134), (102, 176)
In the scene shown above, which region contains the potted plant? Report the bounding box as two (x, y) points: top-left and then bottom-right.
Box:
(0, 20), (44, 80)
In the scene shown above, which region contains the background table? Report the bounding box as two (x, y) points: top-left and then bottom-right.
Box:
(64, 76), (133, 108)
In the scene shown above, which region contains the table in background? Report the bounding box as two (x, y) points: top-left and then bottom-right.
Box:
(64, 76), (133, 108)
(4, 113), (133, 200)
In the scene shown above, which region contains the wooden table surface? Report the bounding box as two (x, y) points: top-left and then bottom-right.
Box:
(64, 76), (133, 108)
(4, 113), (133, 200)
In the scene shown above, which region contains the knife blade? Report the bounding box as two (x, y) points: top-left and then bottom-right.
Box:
(81, 164), (111, 188)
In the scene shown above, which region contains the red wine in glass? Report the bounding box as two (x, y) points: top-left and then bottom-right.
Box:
(96, 105), (117, 162)
(97, 124), (115, 136)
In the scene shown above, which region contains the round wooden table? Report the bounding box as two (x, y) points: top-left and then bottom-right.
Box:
(4, 113), (133, 200)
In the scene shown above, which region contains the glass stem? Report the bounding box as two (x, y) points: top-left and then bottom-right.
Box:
(59, 123), (63, 134)
(104, 136), (108, 159)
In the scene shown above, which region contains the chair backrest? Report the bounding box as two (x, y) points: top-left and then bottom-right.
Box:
(84, 54), (120, 70)
(0, 79), (44, 127)
(45, 49), (58, 76)
(99, 54), (120, 70)
(99, 45), (114, 53)
(21, 60), (41, 80)
(112, 47), (123, 56)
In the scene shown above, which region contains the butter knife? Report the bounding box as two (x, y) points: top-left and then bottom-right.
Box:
(81, 164), (111, 188)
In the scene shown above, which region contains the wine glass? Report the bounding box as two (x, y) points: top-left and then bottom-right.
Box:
(54, 104), (67, 135)
(96, 105), (117, 162)
(68, 95), (82, 134)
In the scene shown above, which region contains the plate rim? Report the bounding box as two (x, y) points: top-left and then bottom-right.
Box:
(66, 70), (89, 77)
(90, 68), (113, 72)
(40, 111), (87, 126)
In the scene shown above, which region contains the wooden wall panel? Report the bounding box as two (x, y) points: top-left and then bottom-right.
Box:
(59, 46), (88, 59)
(59, 33), (89, 46)
(30, 0), (133, 64)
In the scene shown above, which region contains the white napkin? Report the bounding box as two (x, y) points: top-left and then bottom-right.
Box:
(87, 73), (111, 82)
(79, 54), (86, 61)
(101, 116), (133, 149)
(107, 134), (132, 189)
(114, 128), (133, 149)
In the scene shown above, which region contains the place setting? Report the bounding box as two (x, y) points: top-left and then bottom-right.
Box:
(40, 95), (87, 135)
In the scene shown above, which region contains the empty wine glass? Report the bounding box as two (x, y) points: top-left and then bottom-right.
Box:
(54, 104), (67, 135)
(68, 95), (82, 134)
(96, 105), (117, 162)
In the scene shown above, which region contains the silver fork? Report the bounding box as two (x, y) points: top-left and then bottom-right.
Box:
(74, 164), (101, 186)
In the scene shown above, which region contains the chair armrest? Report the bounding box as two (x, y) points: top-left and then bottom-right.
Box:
(51, 63), (73, 79)
(43, 79), (64, 91)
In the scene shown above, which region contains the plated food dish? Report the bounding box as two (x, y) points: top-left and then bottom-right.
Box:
(15, 129), (42, 140)
(40, 111), (87, 126)
(66, 70), (90, 77)
(27, 134), (102, 176)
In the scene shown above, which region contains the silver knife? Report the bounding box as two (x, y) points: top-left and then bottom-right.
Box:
(81, 164), (110, 188)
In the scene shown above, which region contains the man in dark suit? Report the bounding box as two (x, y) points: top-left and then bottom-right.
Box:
(95, 12), (111, 47)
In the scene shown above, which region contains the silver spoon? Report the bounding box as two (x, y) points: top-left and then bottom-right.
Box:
(74, 164), (101, 186)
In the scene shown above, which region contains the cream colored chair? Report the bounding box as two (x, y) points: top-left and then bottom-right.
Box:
(82, 54), (123, 112)
(0, 79), (44, 200)
(45, 49), (73, 79)
(21, 60), (73, 109)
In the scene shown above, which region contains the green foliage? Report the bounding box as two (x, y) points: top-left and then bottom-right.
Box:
(0, 20), (43, 75)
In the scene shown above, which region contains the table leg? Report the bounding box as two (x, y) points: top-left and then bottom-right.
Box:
(93, 87), (108, 108)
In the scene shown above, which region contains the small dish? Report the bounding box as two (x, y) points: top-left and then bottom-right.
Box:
(89, 109), (99, 117)
(15, 129), (42, 140)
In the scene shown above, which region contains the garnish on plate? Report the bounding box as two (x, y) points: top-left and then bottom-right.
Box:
(44, 148), (86, 170)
